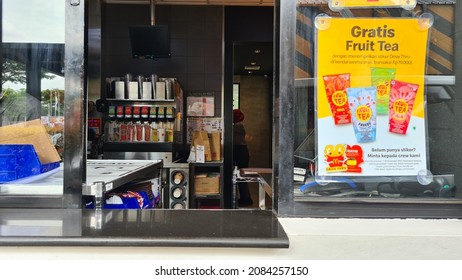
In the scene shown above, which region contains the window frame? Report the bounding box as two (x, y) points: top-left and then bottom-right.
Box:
(274, 0), (462, 218)
(0, 0), (85, 209)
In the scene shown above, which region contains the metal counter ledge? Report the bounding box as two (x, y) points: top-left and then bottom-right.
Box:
(0, 209), (289, 248)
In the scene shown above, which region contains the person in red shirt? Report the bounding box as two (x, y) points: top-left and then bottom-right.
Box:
(233, 109), (253, 207)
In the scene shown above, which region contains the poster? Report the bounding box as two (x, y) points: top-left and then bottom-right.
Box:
(186, 118), (223, 144)
(329, 0), (416, 11)
(315, 16), (432, 177)
(186, 97), (215, 117)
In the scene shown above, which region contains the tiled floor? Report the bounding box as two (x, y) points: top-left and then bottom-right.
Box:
(239, 182), (272, 209)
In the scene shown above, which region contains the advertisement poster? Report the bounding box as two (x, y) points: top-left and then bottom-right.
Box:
(186, 118), (223, 144)
(328, 0), (416, 11)
(187, 97), (215, 117)
(315, 16), (431, 177)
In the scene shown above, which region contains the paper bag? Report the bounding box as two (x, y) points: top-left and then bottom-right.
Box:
(192, 130), (211, 162)
(200, 131), (212, 162)
(208, 132), (221, 161)
(195, 145), (205, 163)
(187, 145), (196, 163)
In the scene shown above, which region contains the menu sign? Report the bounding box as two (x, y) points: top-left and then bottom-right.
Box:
(315, 16), (431, 177)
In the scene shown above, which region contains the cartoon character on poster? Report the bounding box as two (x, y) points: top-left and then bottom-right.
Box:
(324, 144), (364, 173)
(324, 144), (348, 172)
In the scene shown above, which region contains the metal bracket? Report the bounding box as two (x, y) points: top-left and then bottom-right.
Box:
(83, 181), (105, 209)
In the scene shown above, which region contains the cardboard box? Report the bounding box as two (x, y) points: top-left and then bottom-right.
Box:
(0, 119), (61, 165)
(194, 174), (220, 194)
(0, 119), (61, 182)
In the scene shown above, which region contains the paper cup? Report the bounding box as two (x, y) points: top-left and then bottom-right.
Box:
(158, 128), (165, 142)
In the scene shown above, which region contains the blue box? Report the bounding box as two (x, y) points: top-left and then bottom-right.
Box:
(85, 191), (153, 209)
(0, 144), (60, 183)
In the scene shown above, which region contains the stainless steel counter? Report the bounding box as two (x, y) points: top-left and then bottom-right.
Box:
(0, 160), (163, 208)
(0, 209), (289, 248)
(0, 160), (288, 248)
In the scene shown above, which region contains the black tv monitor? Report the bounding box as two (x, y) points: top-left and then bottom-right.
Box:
(129, 25), (171, 59)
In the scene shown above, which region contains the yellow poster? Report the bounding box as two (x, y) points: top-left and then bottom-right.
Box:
(315, 16), (431, 177)
(329, 0), (416, 10)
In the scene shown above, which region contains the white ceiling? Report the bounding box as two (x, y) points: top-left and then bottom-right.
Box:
(104, 0), (274, 6)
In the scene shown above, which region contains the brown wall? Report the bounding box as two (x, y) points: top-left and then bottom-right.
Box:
(234, 75), (272, 168)
(102, 4), (223, 93)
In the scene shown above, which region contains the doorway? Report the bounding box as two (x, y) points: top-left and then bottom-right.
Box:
(233, 42), (273, 168)
(223, 6), (273, 209)
(232, 41), (273, 208)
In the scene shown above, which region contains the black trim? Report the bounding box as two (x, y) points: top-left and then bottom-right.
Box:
(276, 0), (462, 218)
(103, 142), (173, 153)
(223, 42), (234, 209)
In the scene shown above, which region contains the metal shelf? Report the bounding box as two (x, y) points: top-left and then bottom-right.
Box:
(189, 162), (224, 209)
(103, 141), (173, 153)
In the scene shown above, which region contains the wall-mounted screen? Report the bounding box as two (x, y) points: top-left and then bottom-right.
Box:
(129, 25), (171, 59)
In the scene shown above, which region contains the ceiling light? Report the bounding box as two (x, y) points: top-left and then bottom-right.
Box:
(254, 49), (261, 54)
(250, 62), (257, 65)
(244, 65), (260, 71)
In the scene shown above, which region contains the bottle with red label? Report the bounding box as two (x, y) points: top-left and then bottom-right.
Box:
(120, 122), (128, 142)
(141, 106), (149, 120)
(116, 106), (124, 119)
(133, 106), (141, 120)
(124, 106), (133, 120)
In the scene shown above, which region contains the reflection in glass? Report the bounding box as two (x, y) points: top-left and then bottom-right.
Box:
(293, 3), (458, 200)
(1, 0), (65, 200)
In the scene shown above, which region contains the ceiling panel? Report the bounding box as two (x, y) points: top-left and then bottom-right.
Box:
(234, 42), (273, 76)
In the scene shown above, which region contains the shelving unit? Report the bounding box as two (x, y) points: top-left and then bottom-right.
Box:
(105, 99), (177, 121)
(103, 141), (172, 152)
(101, 78), (186, 159)
(189, 161), (224, 209)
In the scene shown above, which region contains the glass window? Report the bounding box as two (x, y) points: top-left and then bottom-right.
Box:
(233, 83), (240, 109)
(0, 0), (65, 206)
(277, 0), (462, 217)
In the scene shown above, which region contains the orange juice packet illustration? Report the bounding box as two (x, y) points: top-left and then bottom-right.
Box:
(388, 80), (418, 135)
(323, 73), (351, 125)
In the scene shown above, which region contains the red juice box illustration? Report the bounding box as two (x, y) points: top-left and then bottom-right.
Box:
(388, 80), (419, 135)
(322, 73), (351, 125)
(371, 67), (396, 115)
